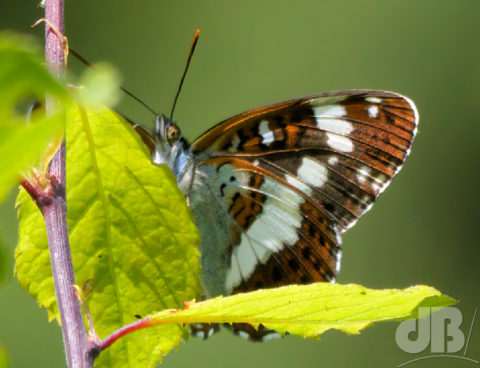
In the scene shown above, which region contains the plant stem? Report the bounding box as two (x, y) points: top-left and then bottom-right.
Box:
(97, 317), (153, 352)
(43, 1), (90, 367)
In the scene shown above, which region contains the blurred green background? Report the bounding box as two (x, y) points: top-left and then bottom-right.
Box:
(1, 1), (480, 367)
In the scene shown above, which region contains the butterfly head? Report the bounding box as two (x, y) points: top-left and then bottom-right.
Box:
(151, 114), (193, 194)
(154, 114), (181, 145)
(152, 114), (182, 162)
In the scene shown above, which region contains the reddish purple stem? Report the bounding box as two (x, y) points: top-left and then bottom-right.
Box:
(31, 2), (164, 366)
(42, 1), (91, 367)
(97, 318), (153, 352)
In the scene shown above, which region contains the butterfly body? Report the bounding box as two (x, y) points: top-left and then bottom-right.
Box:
(140, 89), (418, 339)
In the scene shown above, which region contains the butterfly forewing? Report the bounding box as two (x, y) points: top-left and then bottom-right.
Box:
(192, 90), (417, 233)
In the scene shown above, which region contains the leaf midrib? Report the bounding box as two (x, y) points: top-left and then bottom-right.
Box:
(78, 107), (128, 356)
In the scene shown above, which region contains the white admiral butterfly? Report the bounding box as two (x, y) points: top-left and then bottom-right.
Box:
(130, 89), (418, 340)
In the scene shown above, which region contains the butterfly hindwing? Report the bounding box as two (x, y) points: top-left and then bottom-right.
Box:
(190, 157), (340, 293)
(189, 157), (341, 340)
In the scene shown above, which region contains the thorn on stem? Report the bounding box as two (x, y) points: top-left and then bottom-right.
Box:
(32, 17), (69, 64)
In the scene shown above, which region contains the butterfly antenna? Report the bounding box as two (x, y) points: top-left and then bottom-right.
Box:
(170, 29), (200, 122)
(69, 48), (158, 116)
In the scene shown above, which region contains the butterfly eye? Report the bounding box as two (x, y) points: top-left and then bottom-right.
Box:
(166, 125), (181, 144)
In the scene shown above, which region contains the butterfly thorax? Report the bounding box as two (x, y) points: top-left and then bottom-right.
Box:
(150, 115), (232, 296)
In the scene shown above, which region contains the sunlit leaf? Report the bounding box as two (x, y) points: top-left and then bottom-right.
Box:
(144, 283), (455, 338)
(16, 105), (201, 368)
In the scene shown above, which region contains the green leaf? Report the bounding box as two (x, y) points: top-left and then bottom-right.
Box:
(145, 284), (455, 338)
(0, 33), (68, 202)
(0, 115), (64, 202)
(15, 105), (201, 368)
(0, 33), (67, 112)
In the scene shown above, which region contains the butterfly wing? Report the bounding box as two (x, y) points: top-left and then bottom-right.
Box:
(192, 90), (417, 234)
(188, 156), (342, 340)
(188, 90), (417, 339)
